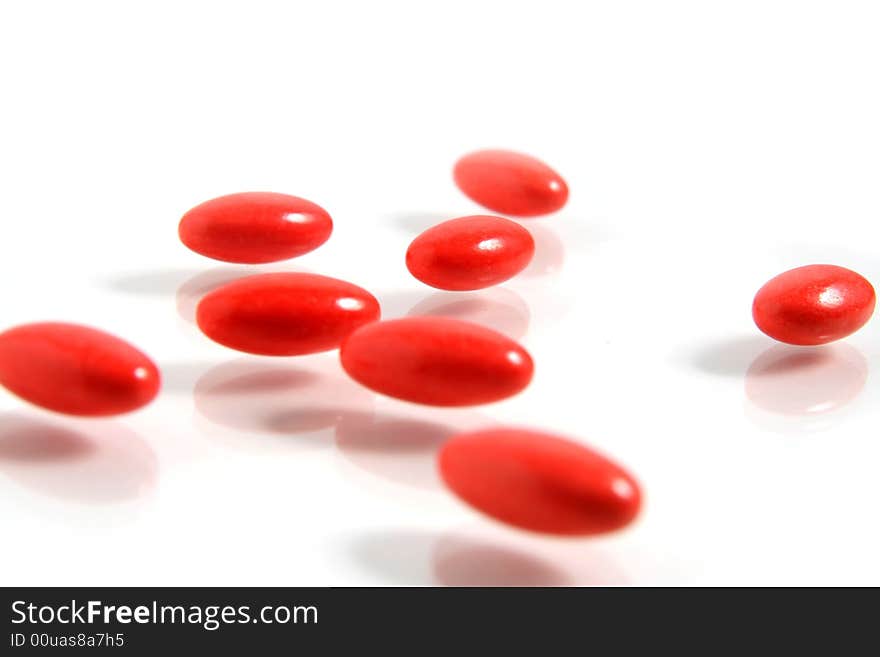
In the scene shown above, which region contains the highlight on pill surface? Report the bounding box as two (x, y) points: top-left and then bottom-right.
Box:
(453, 149), (568, 217)
(438, 428), (642, 535)
(752, 264), (875, 346)
(179, 191), (333, 264)
(0, 322), (161, 416)
(406, 215), (535, 291)
(196, 272), (381, 356)
(339, 317), (533, 406)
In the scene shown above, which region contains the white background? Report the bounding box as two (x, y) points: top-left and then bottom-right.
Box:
(1, 1), (879, 586)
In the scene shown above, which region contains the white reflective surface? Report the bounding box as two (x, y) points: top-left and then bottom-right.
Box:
(2, 0), (880, 586)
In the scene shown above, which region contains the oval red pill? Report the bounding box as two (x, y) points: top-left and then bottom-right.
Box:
(340, 317), (533, 406)
(179, 192), (333, 264)
(197, 273), (380, 356)
(453, 149), (568, 217)
(406, 215), (535, 291)
(439, 428), (642, 535)
(0, 323), (161, 416)
(752, 264), (875, 345)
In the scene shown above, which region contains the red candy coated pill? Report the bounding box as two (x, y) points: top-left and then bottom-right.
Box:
(197, 272), (380, 356)
(453, 149), (568, 217)
(0, 322), (161, 416)
(340, 317), (533, 406)
(406, 215), (535, 291)
(752, 264), (875, 345)
(439, 428), (642, 535)
(179, 192), (333, 264)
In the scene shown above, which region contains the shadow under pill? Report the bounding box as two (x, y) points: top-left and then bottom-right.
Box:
(193, 357), (374, 446)
(743, 343), (867, 434)
(522, 224), (565, 278)
(343, 529), (579, 586)
(406, 287), (530, 339)
(0, 413), (157, 504)
(343, 530), (439, 585)
(687, 335), (770, 377)
(374, 290), (430, 319)
(335, 412), (456, 490)
(432, 534), (572, 587)
(388, 211), (458, 234)
(103, 268), (207, 297)
(157, 361), (217, 394)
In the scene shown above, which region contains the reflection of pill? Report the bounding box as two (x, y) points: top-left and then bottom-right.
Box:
(453, 149), (568, 217)
(406, 215), (534, 291)
(0, 322), (160, 416)
(753, 264), (875, 345)
(340, 317), (532, 406)
(439, 428), (641, 536)
(744, 343), (867, 415)
(197, 273), (380, 356)
(179, 192), (333, 264)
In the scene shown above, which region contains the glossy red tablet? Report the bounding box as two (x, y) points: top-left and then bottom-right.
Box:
(179, 192), (332, 263)
(453, 149), (568, 217)
(0, 322), (161, 416)
(196, 272), (380, 356)
(439, 428), (641, 535)
(752, 264), (875, 345)
(406, 215), (535, 290)
(340, 317), (533, 406)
